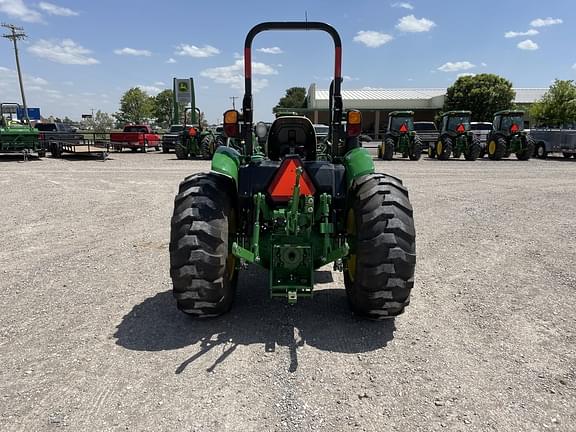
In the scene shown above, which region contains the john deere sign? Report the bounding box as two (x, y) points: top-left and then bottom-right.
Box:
(174, 78), (193, 104)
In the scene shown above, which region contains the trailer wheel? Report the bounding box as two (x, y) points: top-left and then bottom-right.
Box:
(427, 144), (436, 159)
(170, 173), (237, 317)
(562, 153), (574, 159)
(536, 142), (547, 159)
(142, 140), (148, 153)
(50, 142), (61, 158)
(344, 173), (416, 319)
(162, 145), (169, 153)
(383, 138), (394, 160)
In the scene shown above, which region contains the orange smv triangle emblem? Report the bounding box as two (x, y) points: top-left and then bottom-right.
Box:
(399, 123), (408, 133)
(268, 158), (316, 201)
(456, 123), (465, 133)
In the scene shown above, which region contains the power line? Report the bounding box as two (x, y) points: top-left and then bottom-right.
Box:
(2, 23), (30, 124)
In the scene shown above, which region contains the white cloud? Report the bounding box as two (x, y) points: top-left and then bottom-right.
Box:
(573, 64), (576, 70)
(28, 39), (99, 65)
(391, 2), (413, 10)
(396, 15), (436, 32)
(530, 17), (563, 27)
(114, 47), (152, 57)
(166, 58), (177, 64)
(200, 58), (277, 92)
(137, 85), (162, 96)
(457, 73), (476, 78)
(481, 62), (488, 67)
(504, 29), (539, 38)
(0, 65), (48, 88)
(0, 0), (42, 22)
(38, 1), (78, 16)
(257, 47), (283, 54)
(517, 39), (538, 51)
(154, 81), (166, 86)
(175, 44), (220, 58)
(437, 61), (475, 72)
(353, 31), (393, 48)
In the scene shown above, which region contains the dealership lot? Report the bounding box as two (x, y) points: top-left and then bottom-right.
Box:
(0, 153), (575, 431)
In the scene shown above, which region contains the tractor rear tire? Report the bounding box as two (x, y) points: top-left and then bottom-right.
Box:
(488, 137), (506, 160)
(516, 136), (534, 160)
(436, 137), (452, 160)
(383, 138), (395, 160)
(344, 173), (416, 319)
(408, 135), (422, 161)
(169, 173), (237, 317)
(162, 145), (169, 153)
(201, 135), (216, 159)
(464, 137), (481, 161)
(175, 144), (188, 160)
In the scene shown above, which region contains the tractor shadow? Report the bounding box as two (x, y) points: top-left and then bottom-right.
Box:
(114, 266), (396, 373)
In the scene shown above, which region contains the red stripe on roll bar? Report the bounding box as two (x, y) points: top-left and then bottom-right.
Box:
(335, 47), (342, 79)
(244, 48), (252, 79)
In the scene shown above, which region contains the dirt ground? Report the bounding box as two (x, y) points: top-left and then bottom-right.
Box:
(0, 151), (575, 432)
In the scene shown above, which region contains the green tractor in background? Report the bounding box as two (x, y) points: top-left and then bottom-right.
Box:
(486, 110), (534, 160)
(378, 111), (422, 161)
(430, 111), (481, 161)
(0, 103), (43, 157)
(172, 78), (218, 160)
(169, 22), (416, 320)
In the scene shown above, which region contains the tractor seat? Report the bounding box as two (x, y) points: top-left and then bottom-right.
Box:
(267, 116), (317, 161)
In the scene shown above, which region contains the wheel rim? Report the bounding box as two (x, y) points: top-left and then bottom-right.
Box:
(436, 141), (443, 156)
(488, 140), (496, 155)
(346, 209), (357, 282)
(428, 146), (433, 157)
(538, 145), (544, 156)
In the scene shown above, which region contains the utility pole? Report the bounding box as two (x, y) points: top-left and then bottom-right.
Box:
(2, 23), (30, 125)
(229, 96), (239, 110)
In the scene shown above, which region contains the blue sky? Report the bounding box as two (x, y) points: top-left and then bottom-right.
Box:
(1, 0), (575, 123)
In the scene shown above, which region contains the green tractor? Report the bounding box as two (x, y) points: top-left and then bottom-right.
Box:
(378, 111), (422, 161)
(169, 22), (416, 320)
(172, 79), (217, 160)
(0, 103), (43, 157)
(486, 110), (534, 160)
(430, 111), (480, 161)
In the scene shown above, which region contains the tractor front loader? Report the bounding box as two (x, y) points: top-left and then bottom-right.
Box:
(169, 22), (416, 320)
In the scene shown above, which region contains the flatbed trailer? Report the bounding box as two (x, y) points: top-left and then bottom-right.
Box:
(530, 128), (576, 159)
(43, 133), (110, 159)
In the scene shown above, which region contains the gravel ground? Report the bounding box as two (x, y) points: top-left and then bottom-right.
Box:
(0, 151), (575, 432)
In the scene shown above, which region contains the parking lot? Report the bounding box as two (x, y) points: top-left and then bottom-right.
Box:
(1, 152), (575, 431)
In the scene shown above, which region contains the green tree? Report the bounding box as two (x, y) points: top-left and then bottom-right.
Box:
(444, 74), (515, 121)
(84, 110), (114, 132)
(152, 89), (173, 127)
(530, 80), (576, 127)
(115, 87), (153, 124)
(274, 87), (307, 113)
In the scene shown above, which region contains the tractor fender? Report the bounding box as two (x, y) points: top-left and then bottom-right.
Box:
(343, 147), (374, 187)
(211, 146), (241, 187)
